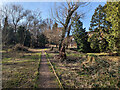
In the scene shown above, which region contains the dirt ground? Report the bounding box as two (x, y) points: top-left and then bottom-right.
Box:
(37, 51), (59, 88)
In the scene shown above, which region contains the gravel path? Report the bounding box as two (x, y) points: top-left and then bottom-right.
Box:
(37, 51), (59, 88)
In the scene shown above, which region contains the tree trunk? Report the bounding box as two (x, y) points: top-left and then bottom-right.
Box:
(66, 24), (71, 49)
(59, 44), (66, 60)
(58, 3), (81, 57)
(59, 28), (66, 51)
(59, 28), (67, 59)
(66, 37), (69, 49)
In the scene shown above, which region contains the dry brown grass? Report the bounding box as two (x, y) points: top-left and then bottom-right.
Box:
(47, 49), (120, 89)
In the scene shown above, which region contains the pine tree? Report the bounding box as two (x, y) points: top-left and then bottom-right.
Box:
(6, 26), (16, 45)
(88, 5), (111, 52)
(72, 13), (89, 52)
(37, 33), (48, 48)
(24, 30), (31, 47)
(105, 2), (120, 54)
(16, 26), (25, 45)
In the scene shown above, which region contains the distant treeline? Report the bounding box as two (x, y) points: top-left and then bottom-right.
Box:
(1, 4), (61, 48)
(0, 2), (120, 54)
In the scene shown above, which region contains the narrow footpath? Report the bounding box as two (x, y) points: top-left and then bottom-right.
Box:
(37, 51), (59, 88)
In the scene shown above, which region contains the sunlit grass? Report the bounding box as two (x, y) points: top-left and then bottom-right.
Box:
(0, 50), (6, 53)
(2, 50), (40, 88)
(28, 48), (49, 52)
(2, 59), (36, 63)
(87, 52), (109, 56)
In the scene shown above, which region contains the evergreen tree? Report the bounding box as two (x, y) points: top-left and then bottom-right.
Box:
(88, 33), (100, 52)
(16, 26), (25, 45)
(105, 2), (120, 54)
(72, 13), (89, 52)
(37, 33), (48, 48)
(5, 26), (16, 45)
(24, 30), (31, 47)
(88, 5), (111, 52)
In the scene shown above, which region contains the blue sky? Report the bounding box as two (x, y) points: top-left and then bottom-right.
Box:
(11, 2), (106, 31)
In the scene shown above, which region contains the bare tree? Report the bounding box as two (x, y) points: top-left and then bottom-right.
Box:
(8, 4), (31, 32)
(1, 4), (31, 34)
(24, 9), (42, 47)
(0, 5), (10, 45)
(51, 1), (89, 58)
(44, 23), (62, 47)
(45, 18), (53, 30)
(0, 4), (10, 28)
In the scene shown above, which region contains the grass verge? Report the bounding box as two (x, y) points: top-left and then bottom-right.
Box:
(34, 52), (42, 88)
